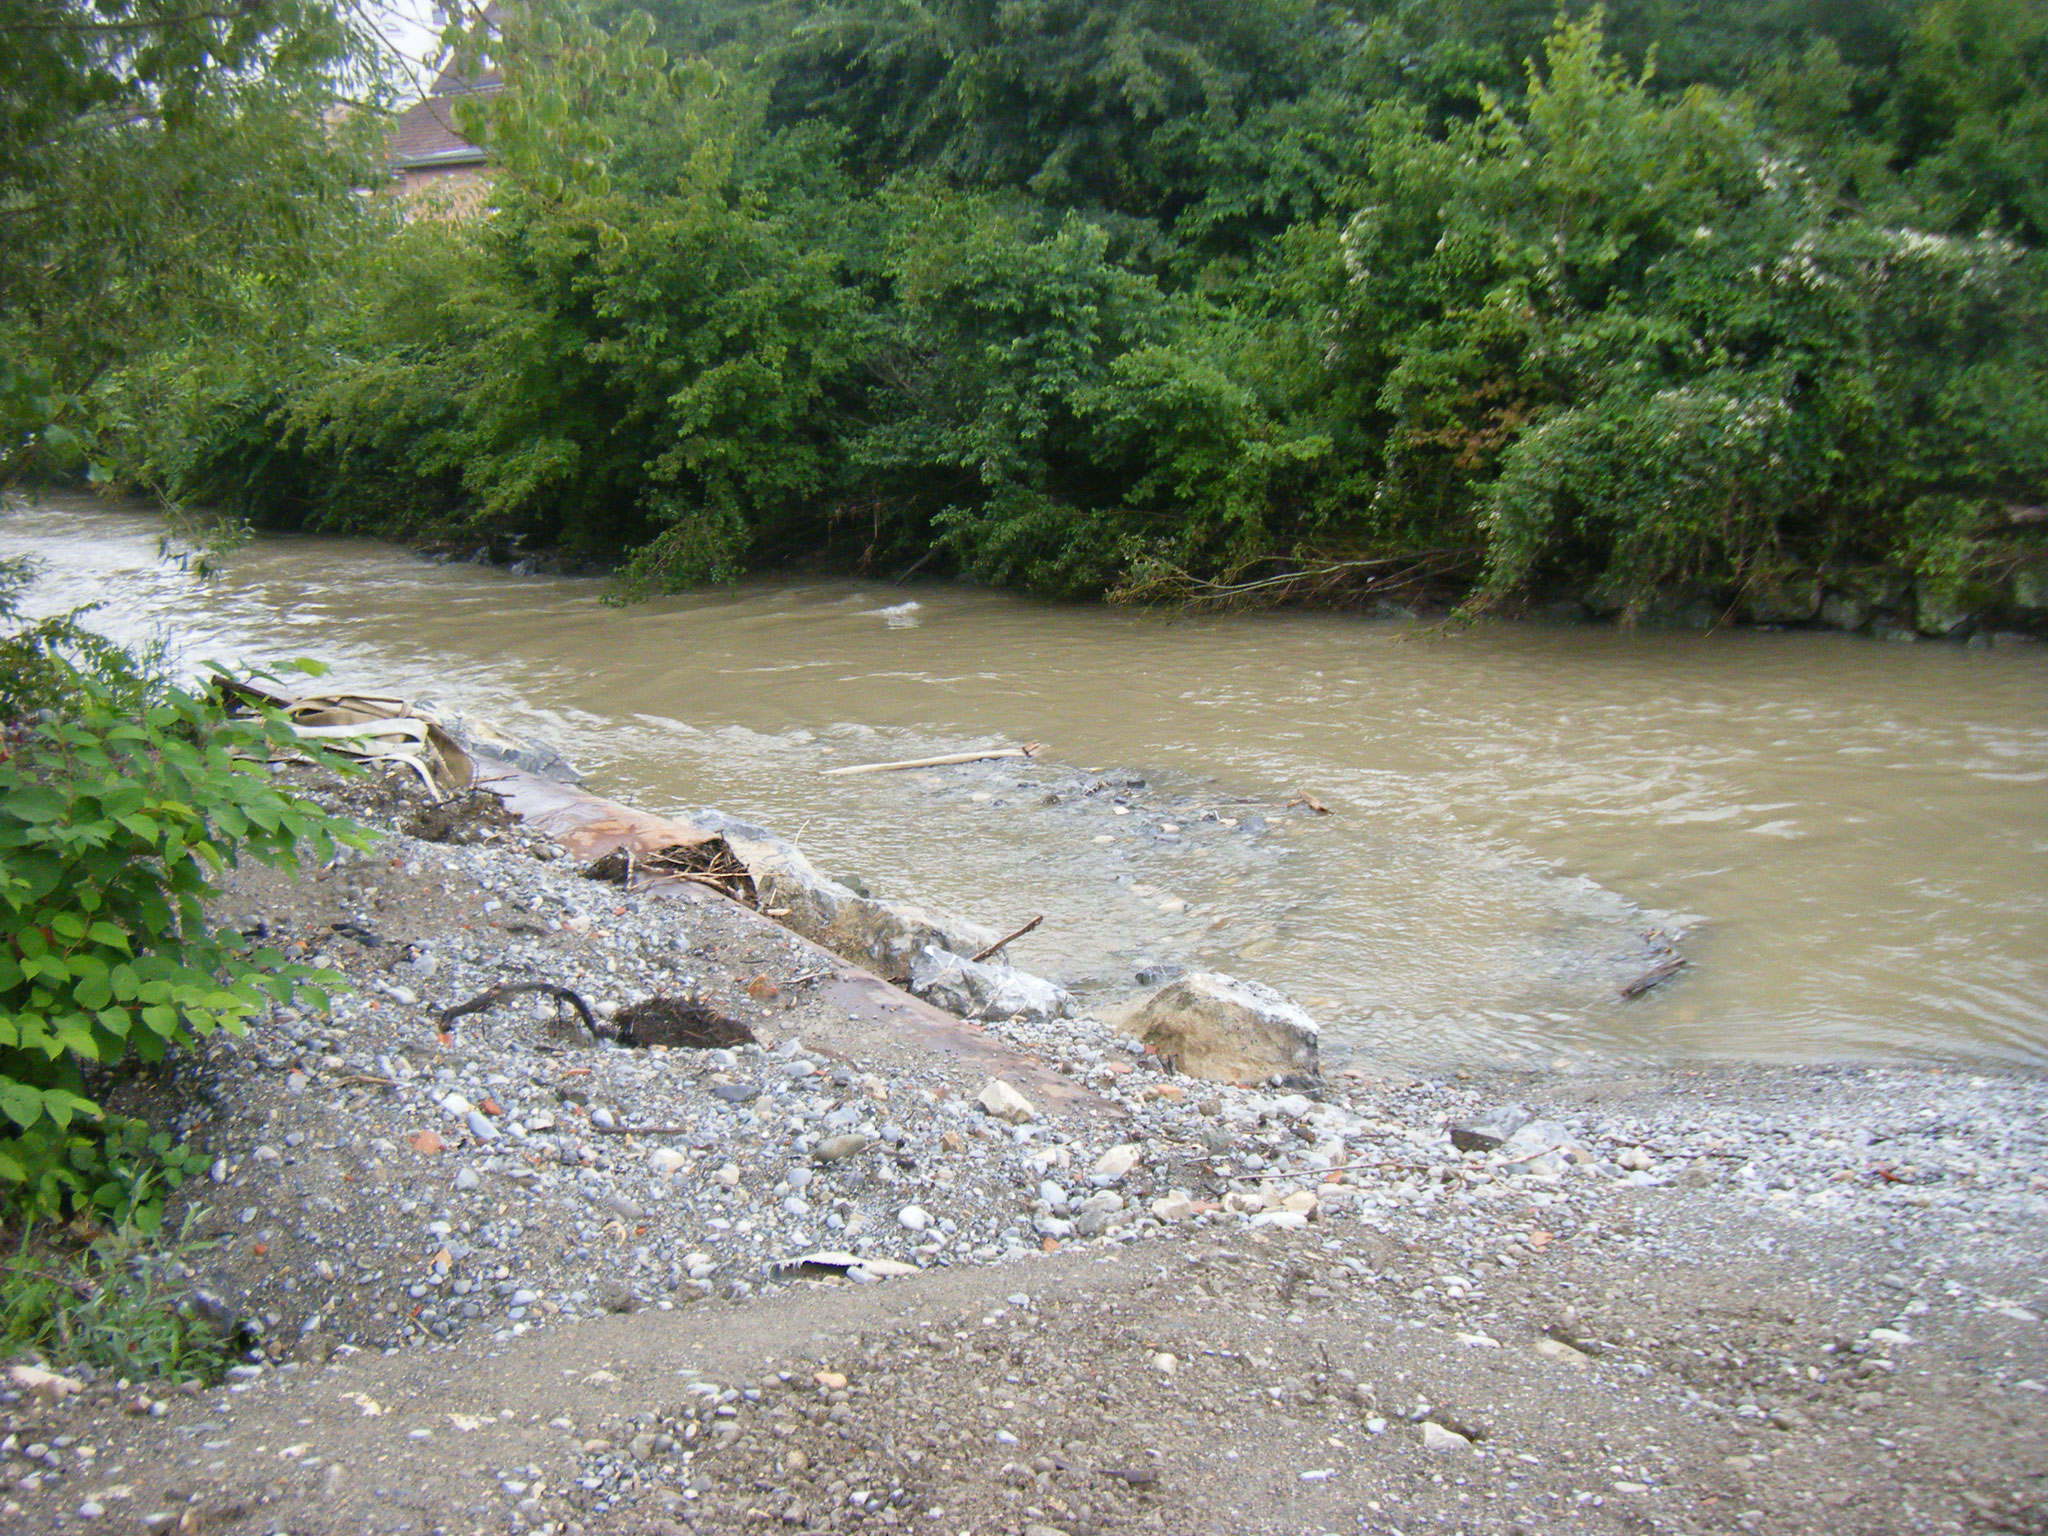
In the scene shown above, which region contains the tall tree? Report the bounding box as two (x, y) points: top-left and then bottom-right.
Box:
(0, 0), (383, 474)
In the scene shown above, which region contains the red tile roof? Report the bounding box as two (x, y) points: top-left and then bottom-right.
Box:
(389, 65), (501, 170)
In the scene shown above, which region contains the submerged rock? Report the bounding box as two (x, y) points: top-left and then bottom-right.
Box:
(1118, 971), (1319, 1084)
(909, 944), (1074, 1020)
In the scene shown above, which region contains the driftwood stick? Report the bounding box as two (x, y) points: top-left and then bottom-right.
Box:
(632, 870), (746, 898)
(585, 1122), (694, 1137)
(1221, 1161), (1431, 1180)
(823, 743), (1043, 776)
(438, 982), (601, 1038)
(971, 914), (1043, 963)
(893, 546), (941, 586)
(1619, 956), (1688, 998)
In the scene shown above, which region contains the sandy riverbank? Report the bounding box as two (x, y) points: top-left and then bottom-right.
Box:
(0, 763), (2042, 1536)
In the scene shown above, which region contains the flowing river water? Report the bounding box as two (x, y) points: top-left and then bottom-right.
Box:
(6, 497), (2046, 1070)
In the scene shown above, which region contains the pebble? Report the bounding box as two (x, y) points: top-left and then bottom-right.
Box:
(1092, 1143), (1143, 1182)
(1421, 1422), (1472, 1452)
(1451, 1104), (1530, 1153)
(813, 1133), (872, 1163)
(977, 1079), (1036, 1124)
(897, 1205), (930, 1232)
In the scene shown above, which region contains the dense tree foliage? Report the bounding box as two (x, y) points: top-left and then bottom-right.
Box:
(88, 0), (2048, 619)
(0, 1), (387, 479)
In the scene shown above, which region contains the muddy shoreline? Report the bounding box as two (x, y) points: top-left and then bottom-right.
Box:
(0, 754), (2044, 1535)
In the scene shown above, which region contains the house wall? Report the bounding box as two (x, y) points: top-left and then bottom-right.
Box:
(397, 164), (494, 219)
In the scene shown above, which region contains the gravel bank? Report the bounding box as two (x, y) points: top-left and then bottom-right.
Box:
(0, 764), (2041, 1535)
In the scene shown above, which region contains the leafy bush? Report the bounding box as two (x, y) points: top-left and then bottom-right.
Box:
(88, 0), (2048, 615)
(0, 615), (363, 1229)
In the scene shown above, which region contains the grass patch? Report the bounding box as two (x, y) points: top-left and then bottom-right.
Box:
(0, 1219), (237, 1386)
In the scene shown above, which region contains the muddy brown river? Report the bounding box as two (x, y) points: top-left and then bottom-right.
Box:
(6, 497), (2045, 1068)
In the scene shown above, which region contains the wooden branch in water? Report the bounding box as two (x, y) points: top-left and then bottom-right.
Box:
(1619, 957), (1688, 998)
(1111, 546), (1481, 613)
(438, 982), (602, 1037)
(824, 743), (1043, 776)
(893, 546), (941, 585)
(971, 914), (1043, 963)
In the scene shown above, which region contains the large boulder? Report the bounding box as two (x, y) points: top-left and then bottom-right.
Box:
(1117, 972), (1319, 1084)
(910, 945), (1073, 1020)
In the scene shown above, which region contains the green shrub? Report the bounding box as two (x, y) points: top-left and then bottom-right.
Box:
(0, 645), (364, 1230)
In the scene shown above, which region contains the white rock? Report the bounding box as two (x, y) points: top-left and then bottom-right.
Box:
(1092, 1144), (1143, 1181)
(1151, 1352), (1178, 1375)
(1150, 1190), (1196, 1221)
(714, 1162), (742, 1187)
(8, 1364), (82, 1399)
(1501, 1119), (1577, 1159)
(850, 1258), (919, 1279)
(1247, 1210), (1309, 1230)
(648, 1147), (688, 1175)
(910, 945), (1074, 1020)
(898, 1205), (931, 1231)
(1421, 1422), (1471, 1452)
(977, 1079), (1037, 1124)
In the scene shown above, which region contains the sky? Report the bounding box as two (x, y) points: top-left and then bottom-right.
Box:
(360, 0), (454, 99)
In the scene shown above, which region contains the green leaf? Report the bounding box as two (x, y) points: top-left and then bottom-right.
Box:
(86, 920), (130, 950)
(0, 1081), (46, 1129)
(5, 787), (67, 823)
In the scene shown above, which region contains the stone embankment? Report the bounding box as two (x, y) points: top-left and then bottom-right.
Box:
(0, 756), (2042, 1535)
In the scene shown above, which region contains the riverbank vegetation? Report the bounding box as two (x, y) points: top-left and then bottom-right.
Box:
(0, 555), (363, 1369)
(21, 1), (2048, 622)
